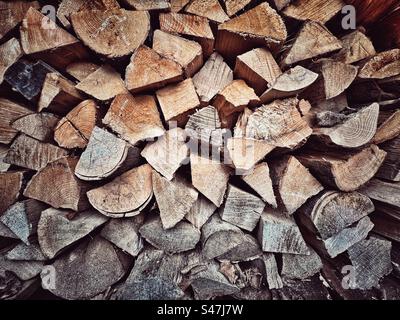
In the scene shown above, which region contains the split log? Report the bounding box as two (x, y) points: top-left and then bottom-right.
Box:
(373, 109), (400, 145)
(0, 251), (43, 281)
(359, 179), (400, 210)
(139, 217), (201, 253)
(202, 215), (262, 261)
(5, 135), (68, 171)
(48, 236), (130, 300)
(141, 128), (189, 180)
(0, 222), (19, 240)
(347, 236), (392, 290)
(24, 157), (90, 211)
(313, 103), (379, 148)
(260, 66), (318, 103)
(38, 208), (108, 259)
(0, 98), (33, 145)
(185, 0), (229, 23)
(282, 245), (323, 280)
(171, 0), (190, 12)
(124, 0), (170, 11)
(100, 216), (144, 257)
(125, 45), (183, 94)
(282, 0), (344, 24)
(87, 164), (153, 218)
(185, 195), (217, 229)
(192, 52), (233, 105)
(3, 60), (56, 102)
(75, 127), (129, 181)
(103, 93), (165, 146)
(0, 38), (23, 84)
(190, 153), (230, 207)
(0, 146), (10, 172)
(159, 13), (215, 57)
(269, 156), (323, 215)
(6, 242), (46, 262)
(376, 136), (400, 181)
(75, 65), (128, 101)
(245, 98), (313, 149)
(71, 9), (150, 58)
(276, 275), (332, 300)
(220, 184), (265, 232)
(66, 62), (100, 82)
(38, 73), (84, 114)
(153, 30), (203, 78)
(20, 8), (90, 70)
(0, 200), (46, 245)
(234, 48), (282, 96)
(11, 112), (59, 142)
(54, 100), (98, 149)
(358, 49), (400, 80)
(0, 1), (39, 39)
(241, 162), (277, 208)
(258, 208), (310, 255)
(333, 30), (376, 64)
(223, 0), (251, 16)
(152, 171), (198, 229)
(297, 145), (387, 192)
(216, 3), (287, 59)
(0, 171), (24, 215)
(262, 253), (283, 289)
(214, 80), (260, 128)
(281, 21), (342, 68)
(156, 78), (200, 126)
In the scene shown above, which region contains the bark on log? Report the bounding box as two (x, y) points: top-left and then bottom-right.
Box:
(281, 245), (323, 280)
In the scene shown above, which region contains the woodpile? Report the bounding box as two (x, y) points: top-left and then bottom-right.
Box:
(1, 0), (400, 301)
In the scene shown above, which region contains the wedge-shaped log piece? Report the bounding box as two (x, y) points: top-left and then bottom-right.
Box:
(152, 171), (198, 229)
(245, 98), (313, 149)
(71, 9), (150, 58)
(242, 162), (277, 208)
(347, 236), (392, 290)
(6, 242), (46, 261)
(234, 48), (282, 96)
(214, 80), (260, 128)
(185, 0), (229, 23)
(125, 0), (170, 10)
(11, 112), (59, 142)
(186, 195), (217, 229)
(283, 0), (344, 24)
(258, 208), (310, 255)
(87, 164), (153, 218)
(297, 145), (387, 192)
(0, 200), (46, 245)
(376, 136), (400, 181)
(75, 65), (128, 101)
(20, 8), (89, 69)
(359, 49), (400, 80)
(0, 98), (33, 144)
(191, 154), (230, 207)
(75, 127), (129, 181)
(54, 100), (98, 149)
(359, 179), (400, 209)
(156, 78), (200, 126)
(48, 236), (130, 300)
(216, 3), (287, 59)
(221, 184), (265, 231)
(5, 135), (68, 171)
(373, 109), (400, 145)
(104, 94), (164, 146)
(333, 30), (376, 64)
(100, 216), (144, 257)
(263, 253), (283, 289)
(142, 128), (189, 180)
(0, 252), (43, 281)
(314, 103), (379, 148)
(193, 53), (233, 105)
(281, 21), (342, 68)
(125, 45), (183, 94)
(223, 0), (251, 16)
(38, 208), (108, 259)
(66, 61), (100, 82)
(24, 157), (90, 211)
(282, 245), (323, 280)
(153, 30), (203, 78)
(0, 38), (23, 84)
(0, 171), (24, 215)
(202, 215), (261, 261)
(270, 156), (323, 215)
(260, 66), (318, 103)
(160, 13), (214, 57)
(171, 0), (190, 12)
(140, 217), (200, 253)
(0, 1), (39, 39)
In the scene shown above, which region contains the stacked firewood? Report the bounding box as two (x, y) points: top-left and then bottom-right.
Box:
(1, 0), (400, 300)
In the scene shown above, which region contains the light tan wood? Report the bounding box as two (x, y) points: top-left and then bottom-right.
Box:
(124, 0), (170, 10)
(171, 0), (190, 12)
(359, 49), (400, 80)
(283, 0), (344, 24)
(185, 0), (229, 23)
(373, 109), (400, 144)
(0, 38), (23, 84)
(223, 0), (251, 17)
(185, 195), (217, 229)
(66, 62), (100, 82)
(333, 30), (376, 64)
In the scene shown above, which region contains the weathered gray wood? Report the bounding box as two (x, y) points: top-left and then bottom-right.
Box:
(0, 250), (43, 281)
(275, 275), (332, 300)
(11, 113), (59, 142)
(139, 217), (200, 253)
(282, 246), (323, 280)
(185, 195), (217, 229)
(6, 242), (46, 261)
(359, 179), (400, 209)
(263, 253), (283, 289)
